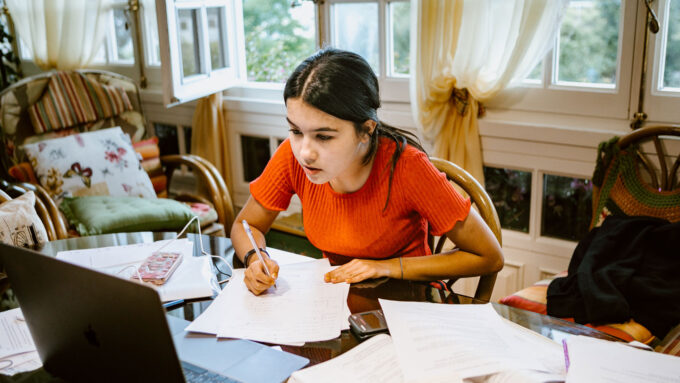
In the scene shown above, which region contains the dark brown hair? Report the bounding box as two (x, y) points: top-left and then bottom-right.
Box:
(283, 48), (425, 209)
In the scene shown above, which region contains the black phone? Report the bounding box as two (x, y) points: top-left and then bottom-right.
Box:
(348, 310), (389, 340)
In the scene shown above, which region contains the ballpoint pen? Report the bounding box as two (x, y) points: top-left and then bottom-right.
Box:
(241, 220), (277, 288)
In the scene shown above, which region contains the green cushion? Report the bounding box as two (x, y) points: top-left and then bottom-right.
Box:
(60, 196), (195, 236)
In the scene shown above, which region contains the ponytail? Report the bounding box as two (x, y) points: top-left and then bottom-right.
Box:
(360, 121), (426, 211)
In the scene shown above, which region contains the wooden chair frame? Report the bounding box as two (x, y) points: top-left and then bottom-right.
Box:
(428, 157), (503, 302)
(617, 125), (680, 191)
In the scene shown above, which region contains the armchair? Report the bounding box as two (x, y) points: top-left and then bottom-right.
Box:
(0, 70), (233, 236)
(499, 125), (680, 347)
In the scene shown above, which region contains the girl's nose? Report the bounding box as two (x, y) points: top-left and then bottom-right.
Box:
(299, 138), (317, 164)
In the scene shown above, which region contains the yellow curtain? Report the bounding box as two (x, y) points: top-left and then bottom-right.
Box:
(191, 92), (233, 199)
(411, 0), (568, 184)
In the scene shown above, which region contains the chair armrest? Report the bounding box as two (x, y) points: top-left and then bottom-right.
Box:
(160, 155), (232, 229)
(16, 182), (69, 240)
(4, 182), (59, 241)
(189, 155), (234, 226)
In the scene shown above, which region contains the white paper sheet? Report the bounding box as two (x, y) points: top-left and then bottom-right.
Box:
(264, 249), (350, 330)
(379, 300), (564, 382)
(266, 248), (315, 266)
(289, 334), (405, 383)
(565, 335), (680, 383)
(0, 351), (42, 376)
(56, 239), (215, 302)
(0, 308), (36, 359)
(187, 259), (350, 345)
(0, 308), (42, 376)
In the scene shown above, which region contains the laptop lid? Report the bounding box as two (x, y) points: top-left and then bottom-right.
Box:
(1, 243), (187, 383)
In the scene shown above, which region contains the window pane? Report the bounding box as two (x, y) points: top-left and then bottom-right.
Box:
(333, 2), (379, 74)
(241, 135), (271, 182)
(389, 1), (410, 76)
(556, 0), (620, 87)
(524, 61), (543, 83)
(113, 8), (134, 63)
(484, 167), (531, 233)
(207, 7), (228, 70)
(18, 38), (32, 60)
(92, 43), (107, 64)
(541, 174), (593, 241)
(154, 124), (180, 156)
(143, 0), (161, 66)
(177, 8), (201, 78)
(183, 126), (192, 153)
(662, 0), (680, 89)
(243, 0), (316, 83)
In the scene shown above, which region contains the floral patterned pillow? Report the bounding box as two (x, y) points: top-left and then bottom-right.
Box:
(23, 127), (156, 206)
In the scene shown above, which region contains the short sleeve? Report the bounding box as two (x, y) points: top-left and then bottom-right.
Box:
(399, 150), (471, 236)
(249, 139), (296, 211)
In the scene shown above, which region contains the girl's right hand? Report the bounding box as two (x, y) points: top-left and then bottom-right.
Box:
(243, 257), (279, 295)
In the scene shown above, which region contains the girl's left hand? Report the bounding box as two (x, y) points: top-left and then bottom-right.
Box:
(324, 259), (393, 284)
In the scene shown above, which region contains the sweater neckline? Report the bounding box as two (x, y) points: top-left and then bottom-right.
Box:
(323, 138), (393, 198)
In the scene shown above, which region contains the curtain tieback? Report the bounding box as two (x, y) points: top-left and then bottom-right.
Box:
(450, 87), (486, 118)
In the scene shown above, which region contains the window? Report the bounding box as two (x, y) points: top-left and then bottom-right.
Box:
(240, 135), (270, 181)
(156, 0), (246, 106)
(332, 2), (379, 73)
(645, 0), (680, 122)
(541, 174), (592, 241)
(243, 0), (316, 83)
(484, 167), (531, 233)
(489, 0), (636, 119)
(323, 0), (411, 102)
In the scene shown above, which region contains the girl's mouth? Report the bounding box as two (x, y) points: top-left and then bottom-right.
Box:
(303, 165), (321, 175)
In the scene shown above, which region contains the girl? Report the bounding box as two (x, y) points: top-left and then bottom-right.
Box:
(231, 49), (503, 295)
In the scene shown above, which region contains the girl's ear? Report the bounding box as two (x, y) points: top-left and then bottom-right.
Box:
(361, 120), (377, 143)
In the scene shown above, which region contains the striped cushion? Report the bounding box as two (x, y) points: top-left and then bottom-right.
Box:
(499, 272), (657, 345)
(28, 71), (133, 134)
(657, 328), (680, 356)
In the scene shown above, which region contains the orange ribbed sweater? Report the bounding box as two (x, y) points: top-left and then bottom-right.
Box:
(250, 138), (470, 265)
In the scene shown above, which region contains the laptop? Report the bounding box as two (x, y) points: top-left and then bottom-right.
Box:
(0, 243), (309, 383)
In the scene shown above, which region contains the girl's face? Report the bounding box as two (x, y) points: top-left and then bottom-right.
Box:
(286, 98), (373, 193)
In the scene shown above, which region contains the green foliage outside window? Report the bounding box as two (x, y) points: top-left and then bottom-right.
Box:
(558, 0), (620, 84)
(391, 1), (410, 75)
(541, 175), (593, 241)
(484, 167), (531, 233)
(0, 5), (21, 92)
(243, 0), (315, 83)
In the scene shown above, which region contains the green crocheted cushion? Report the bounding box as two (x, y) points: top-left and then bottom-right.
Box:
(60, 196), (195, 236)
(591, 139), (680, 228)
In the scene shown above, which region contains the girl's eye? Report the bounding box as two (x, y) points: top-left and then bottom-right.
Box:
(317, 135), (332, 141)
(289, 128), (302, 135)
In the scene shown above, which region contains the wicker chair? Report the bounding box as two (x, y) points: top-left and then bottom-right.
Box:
(428, 157), (503, 302)
(499, 125), (680, 346)
(0, 70), (233, 237)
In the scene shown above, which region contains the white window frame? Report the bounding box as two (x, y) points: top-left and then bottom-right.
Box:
(155, 0), (246, 107)
(642, 0), (680, 123)
(487, 0), (639, 120)
(321, 0), (410, 103)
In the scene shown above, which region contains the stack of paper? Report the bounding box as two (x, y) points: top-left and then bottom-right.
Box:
(291, 300), (567, 383)
(379, 300), (566, 382)
(289, 334), (403, 383)
(565, 335), (680, 382)
(187, 258), (350, 345)
(0, 308), (42, 376)
(56, 238), (215, 302)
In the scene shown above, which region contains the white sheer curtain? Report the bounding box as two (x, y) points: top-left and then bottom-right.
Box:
(7, 0), (113, 70)
(410, 0), (568, 183)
